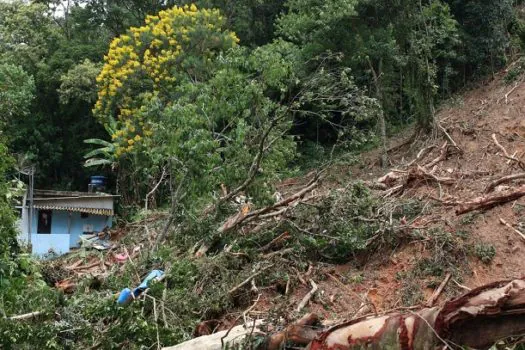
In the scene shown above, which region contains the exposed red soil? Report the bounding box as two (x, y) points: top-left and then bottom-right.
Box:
(241, 70), (525, 324)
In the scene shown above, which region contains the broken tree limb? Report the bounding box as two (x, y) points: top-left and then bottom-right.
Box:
(377, 171), (402, 187)
(363, 181), (388, 191)
(155, 172), (188, 251)
(485, 173), (525, 193)
(166, 315), (322, 350)
(438, 124), (461, 152)
(504, 81), (522, 104)
(163, 320), (265, 350)
(406, 166), (455, 186)
(228, 265), (274, 295)
(309, 278), (525, 350)
(492, 133), (525, 169)
(382, 184), (404, 198)
(424, 141), (449, 169)
(144, 166), (167, 213)
(425, 273), (451, 307)
(296, 279), (318, 313)
(406, 145), (435, 167)
(261, 247), (294, 259)
(219, 175), (321, 233)
(499, 217), (525, 243)
(209, 117), (286, 215)
(455, 186), (525, 215)
(259, 231), (290, 253)
(260, 313), (321, 350)
(7, 311), (43, 321)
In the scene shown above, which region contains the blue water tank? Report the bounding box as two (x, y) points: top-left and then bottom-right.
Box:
(89, 176), (107, 193)
(90, 176), (107, 186)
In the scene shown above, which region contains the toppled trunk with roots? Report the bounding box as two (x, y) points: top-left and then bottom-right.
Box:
(164, 279), (525, 350)
(308, 278), (525, 350)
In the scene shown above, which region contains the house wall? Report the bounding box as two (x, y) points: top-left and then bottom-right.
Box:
(29, 209), (113, 256)
(69, 212), (112, 248)
(30, 234), (70, 256)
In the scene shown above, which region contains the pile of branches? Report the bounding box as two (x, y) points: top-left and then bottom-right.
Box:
(218, 172), (326, 235)
(373, 133), (525, 221)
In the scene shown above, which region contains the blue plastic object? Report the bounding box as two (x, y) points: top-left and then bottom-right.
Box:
(117, 288), (133, 305)
(116, 270), (164, 305)
(137, 270), (164, 290)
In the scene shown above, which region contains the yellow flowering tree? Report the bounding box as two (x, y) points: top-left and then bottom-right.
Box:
(93, 4), (239, 157)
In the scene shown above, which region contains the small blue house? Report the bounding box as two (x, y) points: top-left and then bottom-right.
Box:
(17, 189), (118, 256)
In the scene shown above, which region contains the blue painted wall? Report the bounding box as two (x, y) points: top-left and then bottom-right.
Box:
(30, 209), (112, 256)
(69, 212), (112, 248)
(31, 234), (70, 256)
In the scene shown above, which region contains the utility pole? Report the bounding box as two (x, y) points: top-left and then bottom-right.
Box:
(27, 166), (34, 247)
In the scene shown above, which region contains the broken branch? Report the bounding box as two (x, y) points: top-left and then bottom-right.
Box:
(438, 124), (461, 152)
(499, 217), (525, 243)
(228, 265), (273, 295)
(426, 273), (451, 307)
(456, 186), (525, 215)
(8, 311), (43, 321)
(219, 175), (320, 233)
(485, 173), (525, 193)
(296, 279), (318, 313)
(259, 231), (290, 253)
(492, 133), (525, 169)
(424, 141), (449, 169)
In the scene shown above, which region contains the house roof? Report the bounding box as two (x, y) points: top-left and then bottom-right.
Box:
(33, 204), (113, 216)
(33, 189), (119, 199)
(29, 189), (117, 215)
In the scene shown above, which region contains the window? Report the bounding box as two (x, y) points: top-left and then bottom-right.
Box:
(81, 212), (89, 219)
(37, 210), (52, 234)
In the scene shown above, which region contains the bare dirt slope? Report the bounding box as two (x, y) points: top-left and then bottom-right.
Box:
(244, 70), (525, 323)
(355, 72), (525, 308)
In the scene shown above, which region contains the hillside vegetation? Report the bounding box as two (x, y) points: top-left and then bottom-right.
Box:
(1, 0), (525, 349)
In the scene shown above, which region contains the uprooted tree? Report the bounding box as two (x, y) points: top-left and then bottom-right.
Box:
(168, 278), (525, 350)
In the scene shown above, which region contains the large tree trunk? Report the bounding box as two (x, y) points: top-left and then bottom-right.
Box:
(308, 279), (525, 350)
(165, 279), (525, 350)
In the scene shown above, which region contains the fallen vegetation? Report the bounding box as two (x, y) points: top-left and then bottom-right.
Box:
(3, 1), (525, 349)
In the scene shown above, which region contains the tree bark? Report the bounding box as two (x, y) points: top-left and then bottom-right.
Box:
(456, 186), (525, 215)
(309, 279), (525, 350)
(166, 279), (525, 350)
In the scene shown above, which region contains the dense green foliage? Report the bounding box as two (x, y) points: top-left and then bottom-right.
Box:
(0, 0), (518, 189)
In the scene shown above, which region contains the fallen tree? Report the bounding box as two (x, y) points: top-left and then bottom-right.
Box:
(455, 186), (525, 215)
(164, 278), (525, 350)
(309, 278), (525, 350)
